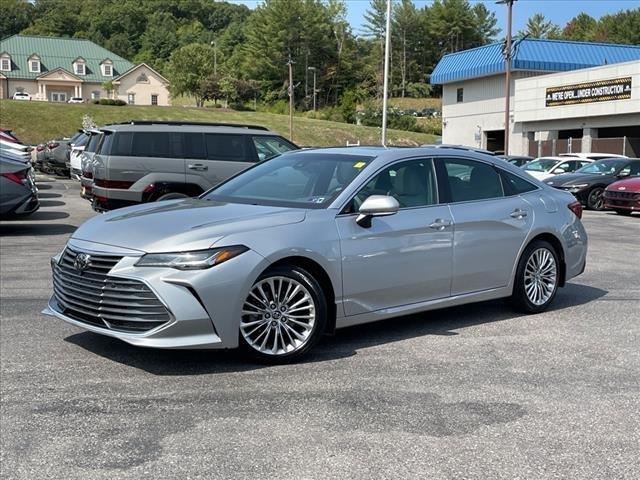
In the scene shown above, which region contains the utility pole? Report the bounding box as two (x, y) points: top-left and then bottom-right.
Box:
(287, 54), (295, 141)
(497, 0), (516, 155)
(308, 67), (317, 111)
(210, 40), (217, 76)
(381, 0), (392, 146)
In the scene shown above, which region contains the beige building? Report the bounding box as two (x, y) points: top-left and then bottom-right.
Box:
(432, 39), (640, 156)
(0, 35), (170, 106)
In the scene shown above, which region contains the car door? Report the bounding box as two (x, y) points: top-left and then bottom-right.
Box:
(194, 133), (259, 189)
(335, 158), (453, 316)
(438, 157), (533, 296)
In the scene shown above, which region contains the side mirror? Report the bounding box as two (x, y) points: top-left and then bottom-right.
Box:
(554, 168), (566, 174)
(618, 170), (630, 178)
(356, 195), (399, 228)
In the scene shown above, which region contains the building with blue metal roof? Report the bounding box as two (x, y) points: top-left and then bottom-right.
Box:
(431, 39), (640, 156)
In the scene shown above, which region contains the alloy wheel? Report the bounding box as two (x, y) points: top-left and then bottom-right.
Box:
(524, 248), (557, 306)
(588, 188), (604, 210)
(241, 276), (316, 356)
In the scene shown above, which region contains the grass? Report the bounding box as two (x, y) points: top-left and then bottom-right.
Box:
(0, 100), (438, 147)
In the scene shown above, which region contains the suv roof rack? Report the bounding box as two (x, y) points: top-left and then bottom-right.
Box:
(421, 144), (497, 156)
(114, 120), (270, 131)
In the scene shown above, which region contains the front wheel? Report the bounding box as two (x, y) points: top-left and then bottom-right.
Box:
(586, 187), (605, 211)
(239, 266), (327, 363)
(511, 240), (560, 313)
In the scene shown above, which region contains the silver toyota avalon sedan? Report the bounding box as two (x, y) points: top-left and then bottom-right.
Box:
(44, 147), (588, 362)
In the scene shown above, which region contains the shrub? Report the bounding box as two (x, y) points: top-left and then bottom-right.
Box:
(114, 99), (126, 106)
(92, 99), (100, 105)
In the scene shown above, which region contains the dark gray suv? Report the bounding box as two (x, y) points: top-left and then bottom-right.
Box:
(91, 121), (298, 211)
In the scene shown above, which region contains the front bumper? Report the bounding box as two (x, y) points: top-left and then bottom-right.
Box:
(44, 240), (268, 350)
(604, 193), (640, 211)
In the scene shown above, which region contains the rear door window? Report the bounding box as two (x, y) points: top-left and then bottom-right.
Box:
(205, 134), (257, 162)
(500, 170), (538, 195)
(440, 158), (504, 202)
(253, 136), (297, 161)
(183, 132), (206, 159)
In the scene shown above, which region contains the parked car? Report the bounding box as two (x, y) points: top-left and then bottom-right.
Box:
(0, 129), (31, 162)
(34, 144), (47, 171)
(0, 154), (39, 217)
(79, 130), (104, 200)
(559, 153), (628, 161)
(523, 157), (592, 181)
(603, 174), (640, 216)
(69, 131), (90, 179)
(91, 121), (298, 212)
(67, 97), (84, 104)
(499, 155), (533, 167)
(12, 92), (31, 101)
(545, 158), (640, 210)
(44, 146), (588, 362)
(44, 138), (71, 176)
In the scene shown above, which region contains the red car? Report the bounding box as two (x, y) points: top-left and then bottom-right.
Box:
(604, 177), (640, 216)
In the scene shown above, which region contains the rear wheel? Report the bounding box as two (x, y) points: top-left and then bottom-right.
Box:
(511, 240), (560, 313)
(239, 266), (327, 363)
(614, 209), (632, 216)
(586, 187), (605, 210)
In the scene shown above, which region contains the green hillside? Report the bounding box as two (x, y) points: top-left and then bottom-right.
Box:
(0, 100), (437, 147)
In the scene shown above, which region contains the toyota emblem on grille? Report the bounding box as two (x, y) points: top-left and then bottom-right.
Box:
(74, 253), (91, 272)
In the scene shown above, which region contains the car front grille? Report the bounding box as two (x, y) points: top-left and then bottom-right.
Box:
(52, 247), (171, 333)
(605, 190), (639, 200)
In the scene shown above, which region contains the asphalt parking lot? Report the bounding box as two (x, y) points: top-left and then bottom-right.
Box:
(1, 176), (639, 479)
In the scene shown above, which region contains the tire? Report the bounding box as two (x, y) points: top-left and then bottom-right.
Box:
(155, 192), (189, 201)
(614, 209), (632, 216)
(586, 187), (605, 211)
(239, 265), (327, 363)
(510, 240), (560, 314)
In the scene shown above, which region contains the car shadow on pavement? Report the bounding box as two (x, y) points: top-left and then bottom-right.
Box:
(0, 222), (77, 236)
(64, 283), (607, 375)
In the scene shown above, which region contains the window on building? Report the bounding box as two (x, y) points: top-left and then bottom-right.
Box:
(91, 90), (100, 100)
(151, 94), (158, 106)
(136, 73), (148, 83)
(75, 62), (85, 75)
(103, 64), (112, 76)
(456, 88), (464, 103)
(29, 60), (40, 73)
(0, 58), (10, 71)
(127, 93), (135, 105)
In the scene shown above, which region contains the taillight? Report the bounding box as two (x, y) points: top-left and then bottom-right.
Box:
(48, 142), (59, 149)
(94, 179), (134, 189)
(568, 201), (583, 219)
(83, 171), (93, 179)
(36, 145), (45, 151)
(1, 170), (28, 185)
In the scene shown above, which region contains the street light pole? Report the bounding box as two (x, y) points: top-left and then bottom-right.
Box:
(287, 54), (295, 141)
(381, 0), (392, 146)
(210, 40), (217, 76)
(308, 67), (317, 111)
(497, 0), (516, 155)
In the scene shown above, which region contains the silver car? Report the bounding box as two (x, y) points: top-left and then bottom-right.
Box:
(44, 147), (588, 362)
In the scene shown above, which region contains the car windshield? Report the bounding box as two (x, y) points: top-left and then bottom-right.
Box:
(203, 152), (375, 208)
(525, 159), (559, 172)
(576, 159), (626, 174)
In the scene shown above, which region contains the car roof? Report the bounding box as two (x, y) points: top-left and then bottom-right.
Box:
(101, 121), (277, 135)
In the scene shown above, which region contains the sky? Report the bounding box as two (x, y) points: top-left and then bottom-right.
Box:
(231, 1), (639, 37)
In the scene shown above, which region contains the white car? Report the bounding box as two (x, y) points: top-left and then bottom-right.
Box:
(69, 132), (90, 179)
(559, 152), (628, 160)
(12, 92), (31, 101)
(523, 157), (593, 181)
(67, 97), (84, 104)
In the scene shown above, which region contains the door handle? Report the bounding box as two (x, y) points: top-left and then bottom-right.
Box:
(429, 219), (452, 230)
(510, 209), (528, 219)
(188, 164), (208, 171)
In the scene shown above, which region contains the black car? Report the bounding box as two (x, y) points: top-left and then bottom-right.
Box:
(498, 155), (533, 167)
(544, 158), (640, 210)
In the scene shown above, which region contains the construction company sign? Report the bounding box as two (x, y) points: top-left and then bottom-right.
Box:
(545, 77), (632, 107)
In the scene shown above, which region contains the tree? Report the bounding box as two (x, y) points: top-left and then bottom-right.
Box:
(101, 80), (114, 99)
(519, 13), (562, 39)
(139, 12), (179, 63)
(472, 4), (500, 45)
(393, 0), (420, 98)
(166, 43), (216, 107)
(562, 13), (597, 41)
(200, 74), (222, 105)
(1, 0), (32, 37)
(594, 9), (640, 45)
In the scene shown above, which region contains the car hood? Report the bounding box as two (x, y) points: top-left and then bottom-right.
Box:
(72, 199), (307, 253)
(545, 172), (612, 186)
(607, 177), (640, 192)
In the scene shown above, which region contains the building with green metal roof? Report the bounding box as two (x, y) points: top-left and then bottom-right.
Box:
(0, 35), (170, 105)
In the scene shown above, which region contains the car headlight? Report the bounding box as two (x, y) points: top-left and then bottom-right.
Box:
(569, 184), (589, 189)
(135, 245), (248, 270)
